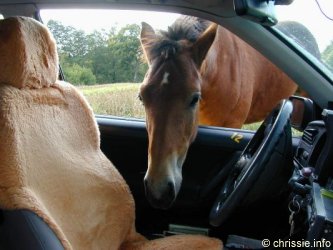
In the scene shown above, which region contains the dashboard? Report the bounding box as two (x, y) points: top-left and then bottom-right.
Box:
(290, 108), (333, 247)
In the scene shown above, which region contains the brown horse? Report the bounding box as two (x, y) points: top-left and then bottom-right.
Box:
(139, 16), (297, 209)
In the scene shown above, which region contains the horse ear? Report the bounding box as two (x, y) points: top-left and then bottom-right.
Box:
(192, 24), (218, 67)
(141, 22), (156, 65)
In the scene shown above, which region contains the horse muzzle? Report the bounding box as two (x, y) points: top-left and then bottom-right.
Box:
(144, 178), (178, 209)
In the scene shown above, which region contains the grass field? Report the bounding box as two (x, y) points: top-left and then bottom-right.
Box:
(79, 83), (298, 133)
(79, 83), (145, 119)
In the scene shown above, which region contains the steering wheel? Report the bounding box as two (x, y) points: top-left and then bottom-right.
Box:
(209, 99), (293, 226)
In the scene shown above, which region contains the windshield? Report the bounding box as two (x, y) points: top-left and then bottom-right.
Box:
(274, 0), (333, 79)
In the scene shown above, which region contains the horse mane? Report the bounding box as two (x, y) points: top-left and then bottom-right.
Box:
(163, 16), (211, 43)
(149, 16), (212, 60)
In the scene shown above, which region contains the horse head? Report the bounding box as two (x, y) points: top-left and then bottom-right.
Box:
(139, 21), (217, 209)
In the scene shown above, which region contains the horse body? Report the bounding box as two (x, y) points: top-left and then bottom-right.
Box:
(139, 16), (299, 209)
(199, 25), (297, 127)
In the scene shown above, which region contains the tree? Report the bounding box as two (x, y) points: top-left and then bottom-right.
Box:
(107, 24), (147, 82)
(47, 20), (89, 60)
(87, 46), (118, 83)
(322, 41), (333, 70)
(63, 63), (97, 85)
(47, 19), (148, 84)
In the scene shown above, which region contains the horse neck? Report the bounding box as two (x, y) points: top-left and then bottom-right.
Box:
(200, 26), (242, 89)
(198, 26), (249, 127)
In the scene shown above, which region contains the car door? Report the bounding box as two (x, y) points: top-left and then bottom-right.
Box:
(97, 116), (252, 237)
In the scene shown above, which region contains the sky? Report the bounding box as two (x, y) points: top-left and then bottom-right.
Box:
(40, 0), (333, 52)
(275, 0), (333, 52)
(40, 9), (180, 32)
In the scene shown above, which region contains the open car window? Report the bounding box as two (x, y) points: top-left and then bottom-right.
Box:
(40, 9), (300, 132)
(40, 9), (179, 120)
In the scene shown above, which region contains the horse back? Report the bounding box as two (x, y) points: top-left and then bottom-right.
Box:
(199, 25), (297, 127)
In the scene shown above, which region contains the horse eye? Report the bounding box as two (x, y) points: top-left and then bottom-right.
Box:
(137, 94), (143, 102)
(189, 93), (201, 108)
(137, 94), (144, 105)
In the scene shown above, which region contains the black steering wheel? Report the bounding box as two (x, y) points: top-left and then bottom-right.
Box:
(210, 99), (293, 226)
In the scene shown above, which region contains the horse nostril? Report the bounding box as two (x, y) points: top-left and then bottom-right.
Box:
(143, 178), (148, 188)
(144, 179), (177, 209)
(167, 181), (175, 197)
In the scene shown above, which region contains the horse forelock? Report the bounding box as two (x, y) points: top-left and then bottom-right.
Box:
(151, 39), (180, 60)
(149, 15), (211, 61)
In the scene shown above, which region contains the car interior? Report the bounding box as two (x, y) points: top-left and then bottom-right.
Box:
(0, 0), (333, 249)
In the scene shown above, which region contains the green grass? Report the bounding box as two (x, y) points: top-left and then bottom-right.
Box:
(79, 83), (262, 129)
(79, 83), (301, 136)
(242, 121), (302, 136)
(242, 122), (262, 131)
(79, 83), (145, 119)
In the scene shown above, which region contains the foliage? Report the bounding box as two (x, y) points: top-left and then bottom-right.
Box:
(322, 40), (333, 70)
(47, 20), (148, 85)
(63, 63), (96, 85)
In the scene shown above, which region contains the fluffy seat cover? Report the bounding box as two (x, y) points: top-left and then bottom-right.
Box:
(0, 17), (222, 250)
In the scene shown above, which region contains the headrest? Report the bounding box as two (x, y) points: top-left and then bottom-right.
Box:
(0, 16), (58, 89)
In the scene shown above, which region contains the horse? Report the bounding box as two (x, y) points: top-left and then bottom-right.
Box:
(139, 16), (297, 209)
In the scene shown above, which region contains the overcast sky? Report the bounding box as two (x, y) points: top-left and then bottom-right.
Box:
(41, 9), (180, 32)
(40, 0), (333, 52)
(275, 0), (333, 51)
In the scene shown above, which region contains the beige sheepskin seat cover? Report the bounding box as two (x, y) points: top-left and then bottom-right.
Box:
(0, 16), (222, 250)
